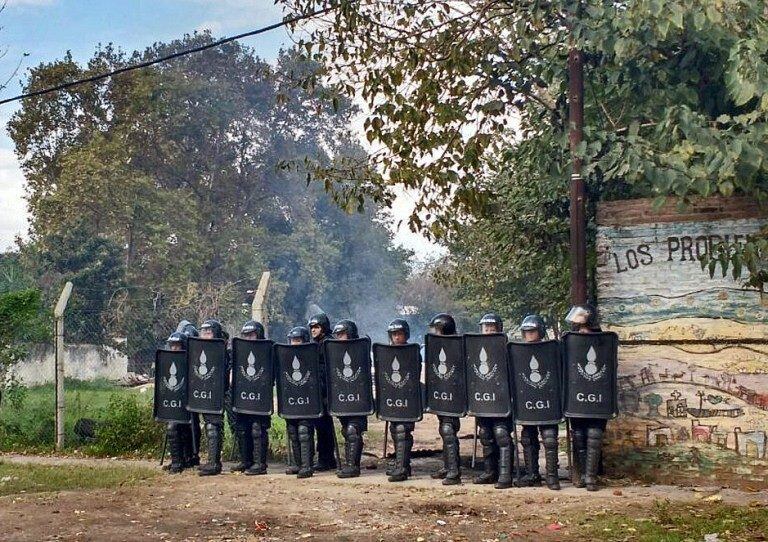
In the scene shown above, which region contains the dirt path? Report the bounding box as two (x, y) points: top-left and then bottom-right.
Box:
(2, 454), (766, 542)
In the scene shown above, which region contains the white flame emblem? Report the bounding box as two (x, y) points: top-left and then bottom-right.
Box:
(391, 356), (402, 383)
(342, 350), (354, 378)
(437, 348), (448, 375)
(168, 361), (178, 388)
(198, 350), (208, 376)
(478, 347), (490, 376)
(529, 355), (542, 383)
(246, 351), (257, 377)
(291, 356), (303, 381)
(585, 346), (598, 376)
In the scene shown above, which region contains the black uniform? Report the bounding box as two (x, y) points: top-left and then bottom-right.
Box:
(198, 319), (230, 476)
(473, 313), (515, 489)
(518, 314), (560, 490)
(384, 319), (417, 483)
(284, 326), (316, 478)
(308, 313), (338, 471)
(231, 320), (272, 475)
(164, 329), (200, 474)
(428, 313), (462, 485)
(565, 304), (605, 492)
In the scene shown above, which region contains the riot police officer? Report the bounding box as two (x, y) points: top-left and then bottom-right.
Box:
(518, 314), (560, 490)
(230, 320), (271, 475)
(164, 331), (195, 473)
(565, 304), (606, 491)
(473, 313), (515, 489)
(285, 326), (316, 478)
(331, 319), (368, 478)
(198, 319), (229, 476)
(386, 318), (417, 482)
(429, 313), (462, 485)
(308, 313), (338, 471)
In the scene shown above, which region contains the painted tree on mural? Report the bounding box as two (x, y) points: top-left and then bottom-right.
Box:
(281, 0), (768, 318)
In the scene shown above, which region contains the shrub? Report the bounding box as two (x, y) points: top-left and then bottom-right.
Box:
(89, 394), (163, 457)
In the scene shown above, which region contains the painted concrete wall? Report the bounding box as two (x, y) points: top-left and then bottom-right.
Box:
(596, 197), (768, 488)
(10, 344), (129, 387)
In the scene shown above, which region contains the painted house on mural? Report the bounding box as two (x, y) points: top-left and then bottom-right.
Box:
(596, 197), (768, 488)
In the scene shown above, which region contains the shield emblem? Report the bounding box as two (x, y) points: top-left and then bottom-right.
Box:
(508, 340), (563, 425)
(563, 332), (619, 419)
(231, 338), (275, 416)
(424, 334), (467, 417)
(464, 333), (512, 417)
(275, 343), (324, 419)
(186, 337), (228, 415)
(324, 338), (374, 416)
(154, 349), (191, 423)
(373, 343), (423, 422)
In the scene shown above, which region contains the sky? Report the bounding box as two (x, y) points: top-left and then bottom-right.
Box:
(0, 0), (443, 258)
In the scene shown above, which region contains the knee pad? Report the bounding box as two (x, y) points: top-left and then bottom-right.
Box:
(298, 423), (312, 441)
(393, 423), (408, 439)
(520, 425), (536, 446)
(286, 422), (299, 439)
(587, 425), (604, 441)
(439, 422), (456, 438)
(493, 425), (511, 448)
(346, 423), (360, 441)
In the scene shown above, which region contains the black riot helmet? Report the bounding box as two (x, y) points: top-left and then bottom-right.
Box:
(200, 319), (225, 339)
(387, 318), (410, 342)
(429, 313), (457, 336)
(287, 326), (311, 344)
(332, 319), (359, 340)
(565, 304), (599, 331)
(166, 331), (188, 350)
(478, 313), (504, 333)
(175, 319), (198, 338)
(520, 314), (547, 340)
(241, 320), (265, 339)
(307, 313), (332, 340)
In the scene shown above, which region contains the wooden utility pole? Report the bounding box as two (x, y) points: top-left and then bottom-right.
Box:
(568, 3), (587, 306)
(251, 272), (271, 336)
(53, 281), (73, 452)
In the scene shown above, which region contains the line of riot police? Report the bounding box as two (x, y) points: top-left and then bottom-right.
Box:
(153, 304), (617, 491)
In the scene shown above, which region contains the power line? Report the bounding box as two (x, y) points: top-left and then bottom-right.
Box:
(0, 6), (334, 106)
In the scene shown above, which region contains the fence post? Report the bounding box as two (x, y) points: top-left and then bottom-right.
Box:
(251, 271), (271, 336)
(53, 281), (73, 452)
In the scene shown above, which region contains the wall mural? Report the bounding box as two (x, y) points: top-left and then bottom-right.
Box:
(596, 198), (767, 489)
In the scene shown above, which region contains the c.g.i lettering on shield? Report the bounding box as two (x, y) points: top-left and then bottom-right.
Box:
(386, 398), (409, 408)
(576, 392), (603, 403)
(193, 390), (212, 400)
(240, 391), (261, 401)
(525, 399), (551, 410)
(288, 396), (311, 406)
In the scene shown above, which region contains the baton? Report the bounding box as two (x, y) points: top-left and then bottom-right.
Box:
(471, 419), (478, 469)
(160, 433), (168, 466)
(331, 416), (341, 467)
(383, 421), (389, 459)
(566, 419), (576, 484)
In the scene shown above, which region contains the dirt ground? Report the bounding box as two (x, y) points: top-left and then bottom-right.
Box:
(2, 452), (767, 542)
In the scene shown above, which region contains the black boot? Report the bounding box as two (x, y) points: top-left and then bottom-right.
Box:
(246, 424), (268, 475)
(542, 427), (560, 490)
(297, 423), (315, 479)
(286, 422), (300, 475)
(231, 425), (254, 473)
(571, 425), (587, 488)
(388, 426), (411, 482)
(443, 437), (461, 486)
(430, 448), (448, 480)
(473, 443), (498, 484)
(432, 419), (450, 479)
(495, 445), (513, 489)
(585, 426), (603, 492)
(338, 425), (362, 478)
(167, 425), (185, 474)
(519, 427), (541, 486)
(198, 423), (222, 476)
(185, 419), (201, 467)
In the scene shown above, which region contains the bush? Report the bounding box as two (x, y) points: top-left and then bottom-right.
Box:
(89, 394), (163, 457)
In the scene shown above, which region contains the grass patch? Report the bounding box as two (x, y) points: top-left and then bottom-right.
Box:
(0, 460), (158, 497)
(576, 500), (768, 541)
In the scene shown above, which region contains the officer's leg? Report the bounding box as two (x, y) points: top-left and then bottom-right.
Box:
(297, 420), (315, 479)
(231, 414), (254, 472)
(473, 418), (498, 484)
(585, 420), (606, 491)
(441, 416), (461, 486)
(388, 423), (413, 482)
(285, 420), (301, 475)
(199, 414), (224, 476)
(167, 423), (185, 474)
(431, 415), (449, 479)
(184, 413), (201, 467)
(314, 413), (337, 471)
(246, 415), (271, 475)
(493, 420), (513, 489)
(338, 417), (364, 478)
(569, 418), (587, 488)
(519, 424), (541, 486)
(541, 425), (560, 490)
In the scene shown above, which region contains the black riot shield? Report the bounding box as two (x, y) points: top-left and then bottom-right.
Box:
(154, 349), (190, 423)
(464, 333), (512, 417)
(186, 337), (228, 415)
(424, 334), (467, 417)
(324, 338), (374, 416)
(373, 343), (423, 422)
(508, 340), (563, 425)
(275, 343), (323, 419)
(563, 332), (619, 419)
(231, 338), (275, 416)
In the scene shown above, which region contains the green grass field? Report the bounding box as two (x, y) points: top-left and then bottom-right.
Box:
(0, 460), (158, 497)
